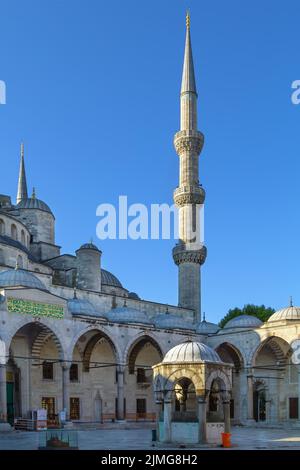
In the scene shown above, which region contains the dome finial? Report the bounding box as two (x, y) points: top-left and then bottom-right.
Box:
(32, 187), (36, 199)
(203, 311), (206, 321)
(290, 296), (293, 307)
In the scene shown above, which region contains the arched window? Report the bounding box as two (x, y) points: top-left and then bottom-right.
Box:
(21, 230), (25, 246)
(17, 255), (23, 268)
(0, 248), (5, 265)
(0, 219), (5, 235)
(11, 224), (17, 240)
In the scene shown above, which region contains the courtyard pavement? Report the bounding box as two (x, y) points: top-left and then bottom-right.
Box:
(0, 425), (300, 450)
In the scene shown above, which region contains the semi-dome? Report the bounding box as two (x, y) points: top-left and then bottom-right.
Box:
(224, 314), (263, 329)
(268, 305), (300, 322)
(128, 292), (140, 300)
(16, 197), (52, 214)
(196, 320), (219, 335)
(0, 234), (36, 261)
(155, 312), (194, 330)
(0, 268), (46, 290)
(67, 297), (104, 317)
(101, 269), (123, 288)
(105, 306), (153, 325)
(163, 341), (222, 363)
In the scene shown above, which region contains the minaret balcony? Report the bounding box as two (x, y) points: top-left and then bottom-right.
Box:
(172, 243), (207, 266)
(173, 185), (205, 206)
(174, 130), (204, 156)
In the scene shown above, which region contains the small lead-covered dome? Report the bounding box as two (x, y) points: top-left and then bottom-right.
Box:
(155, 312), (194, 330)
(16, 197), (52, 214)
(101, 269), (123, 288)
(105, 306), (153, 325)
(0, 268), (46, 290)
(224, 314), (263, 329)
(67, 296), (104, 318)
(163, 341), (222, 363)
(268, 305), (300, 323)
(78, 242), (101, 252)
(196, 320), (219, 335)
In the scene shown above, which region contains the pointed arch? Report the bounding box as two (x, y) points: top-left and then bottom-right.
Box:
(68, 325), (122, 366)
(215, 342), (244, 371)
(251, 335), (292, 368)
(6, 318), (65, 360)
(164, 367), (205, 396)
(82, 330), (118, 372)
(125, 334), (163, 374)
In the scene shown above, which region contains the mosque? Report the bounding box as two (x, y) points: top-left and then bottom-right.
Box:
(0, 14), (299, 437)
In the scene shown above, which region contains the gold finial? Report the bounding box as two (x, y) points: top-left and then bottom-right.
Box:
(32, 187), (36, 199)
(21, 142), (24, 158)
(186, 10), (190, 29)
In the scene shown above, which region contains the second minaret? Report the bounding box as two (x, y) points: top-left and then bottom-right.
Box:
(172, 13), (207, 322)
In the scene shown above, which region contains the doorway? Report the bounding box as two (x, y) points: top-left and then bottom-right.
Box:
(6, 382), (14, 425)
(253, 389), (266, 422)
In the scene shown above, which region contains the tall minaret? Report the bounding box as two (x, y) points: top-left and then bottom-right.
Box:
(16, 143), (28, 204)
(172, 12), (207, 322)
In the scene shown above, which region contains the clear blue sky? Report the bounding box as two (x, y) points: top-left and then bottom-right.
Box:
(1, 0), (300, 322)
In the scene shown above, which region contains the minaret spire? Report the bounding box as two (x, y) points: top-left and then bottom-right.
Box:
(181, 11), (197, 96)
(16, 143), (28, 204)
(172, 13), (207, 322)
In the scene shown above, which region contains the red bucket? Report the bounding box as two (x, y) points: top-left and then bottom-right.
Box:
(221, 432), (231, 448)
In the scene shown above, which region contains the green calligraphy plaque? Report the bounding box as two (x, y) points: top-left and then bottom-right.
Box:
(7, 298), (64, 319)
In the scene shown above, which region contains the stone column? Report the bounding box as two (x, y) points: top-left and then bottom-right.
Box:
(155, 400), (162, 441)
(247, 373), (254, 421)
(61, 363), (70, 420)
(223, 393), (231, 433)
(163, 398), (172, 442)
(0, 363), (7, 422)
(116, 366), (125, 421)
(197, 395), (207, 443)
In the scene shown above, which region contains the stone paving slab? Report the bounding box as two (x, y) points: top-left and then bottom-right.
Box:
(0, 426), (300, 450)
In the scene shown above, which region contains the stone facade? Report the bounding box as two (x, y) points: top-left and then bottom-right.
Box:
(0, 14), (299, 432)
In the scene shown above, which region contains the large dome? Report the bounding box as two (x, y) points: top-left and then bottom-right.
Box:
(16, 197), (52, 214)
(224, 315), (263, 329)
(0, 268), (46, 290)
(163, 341), (222, 364)
(105, 306), (153, 325)
(155, 313), (194, 331)
(101, 269), (123, 288)
(67, 297), (104, 318)
(196, 320), (219, 335)
(268, 306), (300, 322)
